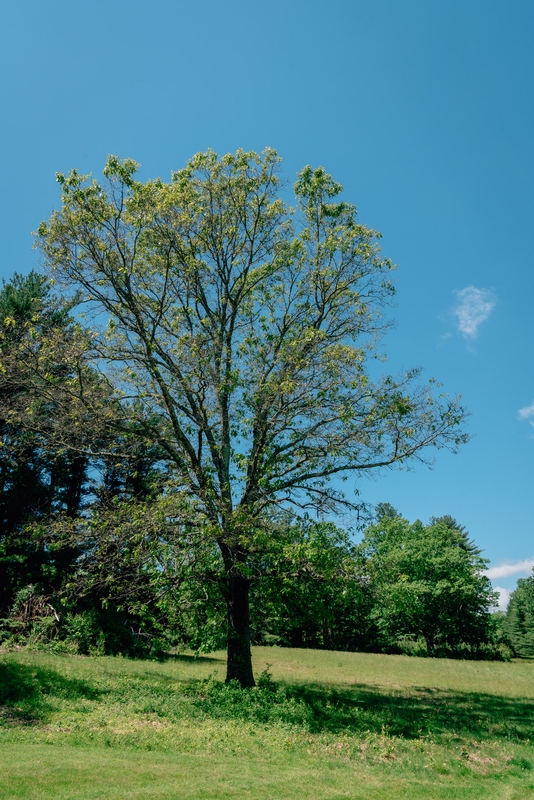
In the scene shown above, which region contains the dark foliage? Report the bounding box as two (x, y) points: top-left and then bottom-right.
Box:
(504, 575), (534, 658)
(0, 273), (89, 614)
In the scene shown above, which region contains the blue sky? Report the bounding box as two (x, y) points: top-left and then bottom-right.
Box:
(1, 0), (533, 606)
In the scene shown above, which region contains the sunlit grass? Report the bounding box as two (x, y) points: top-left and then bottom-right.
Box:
(1, 647), (534, 799)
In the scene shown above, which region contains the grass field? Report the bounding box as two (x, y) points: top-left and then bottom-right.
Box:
(1, 647), (533, 798)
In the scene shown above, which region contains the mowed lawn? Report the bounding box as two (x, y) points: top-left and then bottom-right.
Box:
(1, 647), (533, 799)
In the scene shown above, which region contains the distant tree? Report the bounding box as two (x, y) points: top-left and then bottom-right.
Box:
(428, 515), (481, 554)
(360, 515), (497, 654)
(504, 574), (534, 657)
(249, 517), (371, 650)
(374, 502), (401, 521)
(37, 149), (468, 685)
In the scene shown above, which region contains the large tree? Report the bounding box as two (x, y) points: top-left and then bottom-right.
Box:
(37, 149), (467, 685)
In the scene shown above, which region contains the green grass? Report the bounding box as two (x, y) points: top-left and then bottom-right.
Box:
(1, 647), (533, 799)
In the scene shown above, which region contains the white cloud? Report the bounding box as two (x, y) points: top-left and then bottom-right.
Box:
(494, 587), (512, 611)
(518, 401), (534, 420)
(453, 286), (496, 338)
(483, 558), (534, 579)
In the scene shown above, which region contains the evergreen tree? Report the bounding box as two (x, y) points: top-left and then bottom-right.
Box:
(504, 574), (534, 657)
(0, 273), (89, 612)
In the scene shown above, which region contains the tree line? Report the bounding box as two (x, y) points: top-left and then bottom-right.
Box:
(2, 150), (528, 682)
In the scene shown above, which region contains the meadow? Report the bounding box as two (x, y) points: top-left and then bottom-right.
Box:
(1, 646), (533, 799)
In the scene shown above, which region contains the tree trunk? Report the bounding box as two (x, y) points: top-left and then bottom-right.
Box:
(289, 627), (303, 647)
(225, 569), (255, 687)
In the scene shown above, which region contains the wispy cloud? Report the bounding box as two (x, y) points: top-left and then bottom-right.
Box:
(518, 401), (534, 420)
(494, 587), (512, 611)
(483, 558), (534, 579)
(453, 286), (496, 338)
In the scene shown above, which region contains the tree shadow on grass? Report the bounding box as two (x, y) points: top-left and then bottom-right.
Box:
(0, 660), (101, 725)
(290, 683), (534, 740)
(196, 678), (534, 742)
(164, 653), (223, 664)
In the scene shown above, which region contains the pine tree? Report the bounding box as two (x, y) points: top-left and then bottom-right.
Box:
(504, 575), (534, 657)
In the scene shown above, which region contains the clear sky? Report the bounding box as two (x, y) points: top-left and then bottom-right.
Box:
(1, 0), (533, 606)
